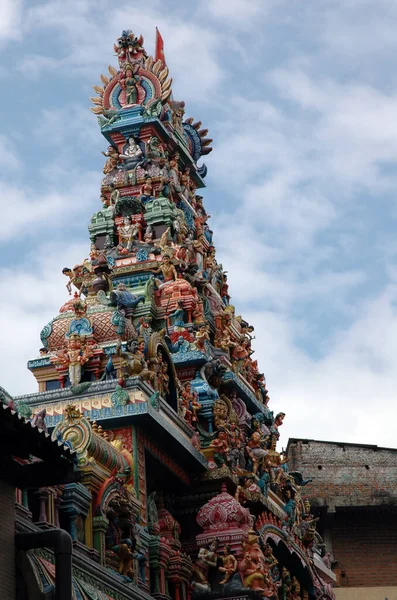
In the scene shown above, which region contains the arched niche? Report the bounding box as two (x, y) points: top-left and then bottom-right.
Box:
(147, 332), (179, 412)
(260, 528), (316, 599)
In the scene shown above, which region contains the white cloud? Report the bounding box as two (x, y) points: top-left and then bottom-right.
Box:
(0, 241), (88, 396)
(0, 170), (99, 242)
(0, 135), (21, 170)
(17, 55), (60, 80)
(321, 0), (397, 59)
(32, 104), (98, 147)
(202, 0), (282, 27)
(21, 0), (224, 103)
(0, 0), (23, 41)
(245, 285), (397, 451)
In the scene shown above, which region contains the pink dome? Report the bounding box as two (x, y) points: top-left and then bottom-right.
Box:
(197, 484), (251, 533)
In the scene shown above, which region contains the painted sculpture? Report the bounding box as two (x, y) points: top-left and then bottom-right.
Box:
(16, 27), (336, 600)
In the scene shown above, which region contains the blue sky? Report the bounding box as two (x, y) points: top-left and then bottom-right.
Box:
(1, 0), (397, 448)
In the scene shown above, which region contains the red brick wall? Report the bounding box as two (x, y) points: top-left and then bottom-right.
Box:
(288, 439), (397, 509)
(288, 439), (397, 588)
(332, 510), (397, 587)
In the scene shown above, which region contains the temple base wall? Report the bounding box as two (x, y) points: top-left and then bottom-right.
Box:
(332, 510), (397, 587)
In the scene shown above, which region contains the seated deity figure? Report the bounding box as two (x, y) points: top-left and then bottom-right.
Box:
(151, 254), (178, 291)
(219, 545), (238, 585)
(140, 176), (154, 204)
(119, 137), (144, 169)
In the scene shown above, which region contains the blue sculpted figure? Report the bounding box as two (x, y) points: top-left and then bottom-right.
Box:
(111, 308), (127, 336)
(168, 301), (186, 328)
(110, 283), (145, 316)
(258, 471), (270, 497)
(283, 492), (296, 528)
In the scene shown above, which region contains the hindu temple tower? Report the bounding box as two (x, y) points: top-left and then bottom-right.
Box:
(1, 28), (336, 600)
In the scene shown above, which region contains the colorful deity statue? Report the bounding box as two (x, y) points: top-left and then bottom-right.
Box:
(140, 175), (154, 203)
(168, 300), (185, 329)
(105, 498), (137, 579)
(246, 431), (269, 474)
(265, 434), (288, 470)
(235, 476), (261, 505)
(195, 322), (210, 352)
(192, 539), (219, 591)
(146, 135), (165, 161)
(227, 422), (246, 471)
(209, 429), (230, 467)
(53, 335), (92, 386)
(152, 253), (178, 291)
(119, 136), (144, 168)
(102, 145), (120, 174)
(62, 267), (77, 296)
(219, 545), (237, 585)
(117, 216), (140, 252)
(180, 382), (201, 425)
(160, 361), (170, 397)
(119, 63), (140, 106)
(238, 534), (275, 596)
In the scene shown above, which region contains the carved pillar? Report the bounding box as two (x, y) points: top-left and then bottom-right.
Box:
(85, 502), (94, 547)
(15, 488), (32, 522)
(135, 526), (151, 589)
(180, 555), (193, 600)
(54, 495), (62, 528)
(149, 535), (161, 595)
(36, 488), (49, 524)
(93, 516), (109, 565)
(168, 554), (183, 600)
(61, 482), (92, 542)
(149, 535), (171, 599)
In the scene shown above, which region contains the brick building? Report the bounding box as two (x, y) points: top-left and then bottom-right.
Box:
(287, 438), (397, 600)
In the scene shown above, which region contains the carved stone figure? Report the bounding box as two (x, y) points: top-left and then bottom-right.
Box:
(119, 63), (140, 106)
(117, 216), (140, 251)
(192, 539), (219, 591)
(151, 254), (178, 291)
(219, 545), (237, 585)
(102, 146), (120, 174)
(119, 137), (144, 169)
(53, 335), (92, 385)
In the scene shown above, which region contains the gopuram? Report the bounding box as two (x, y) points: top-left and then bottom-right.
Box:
(8, 29), (336, 600)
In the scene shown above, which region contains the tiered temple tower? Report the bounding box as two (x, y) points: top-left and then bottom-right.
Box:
(12, 29), (336, 600)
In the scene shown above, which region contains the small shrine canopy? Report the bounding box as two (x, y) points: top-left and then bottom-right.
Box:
(0, 394), (77, 489)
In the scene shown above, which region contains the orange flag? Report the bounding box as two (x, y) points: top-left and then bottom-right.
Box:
(155, 27), (167, 67)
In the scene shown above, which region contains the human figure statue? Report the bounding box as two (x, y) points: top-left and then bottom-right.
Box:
(219, 545), (237, 585)
(118, 216), (140, 251)
(192, 539), (219, 591)
(119, 137), (144, 169)
(151, 254), (178, 291)
(119, 64), (140, 106)
(102, 145), (120, 174)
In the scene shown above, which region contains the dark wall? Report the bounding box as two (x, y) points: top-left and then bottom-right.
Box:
(0, 481), (15, 599)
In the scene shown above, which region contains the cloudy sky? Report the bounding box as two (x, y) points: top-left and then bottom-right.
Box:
(1, 0), (397, 449)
